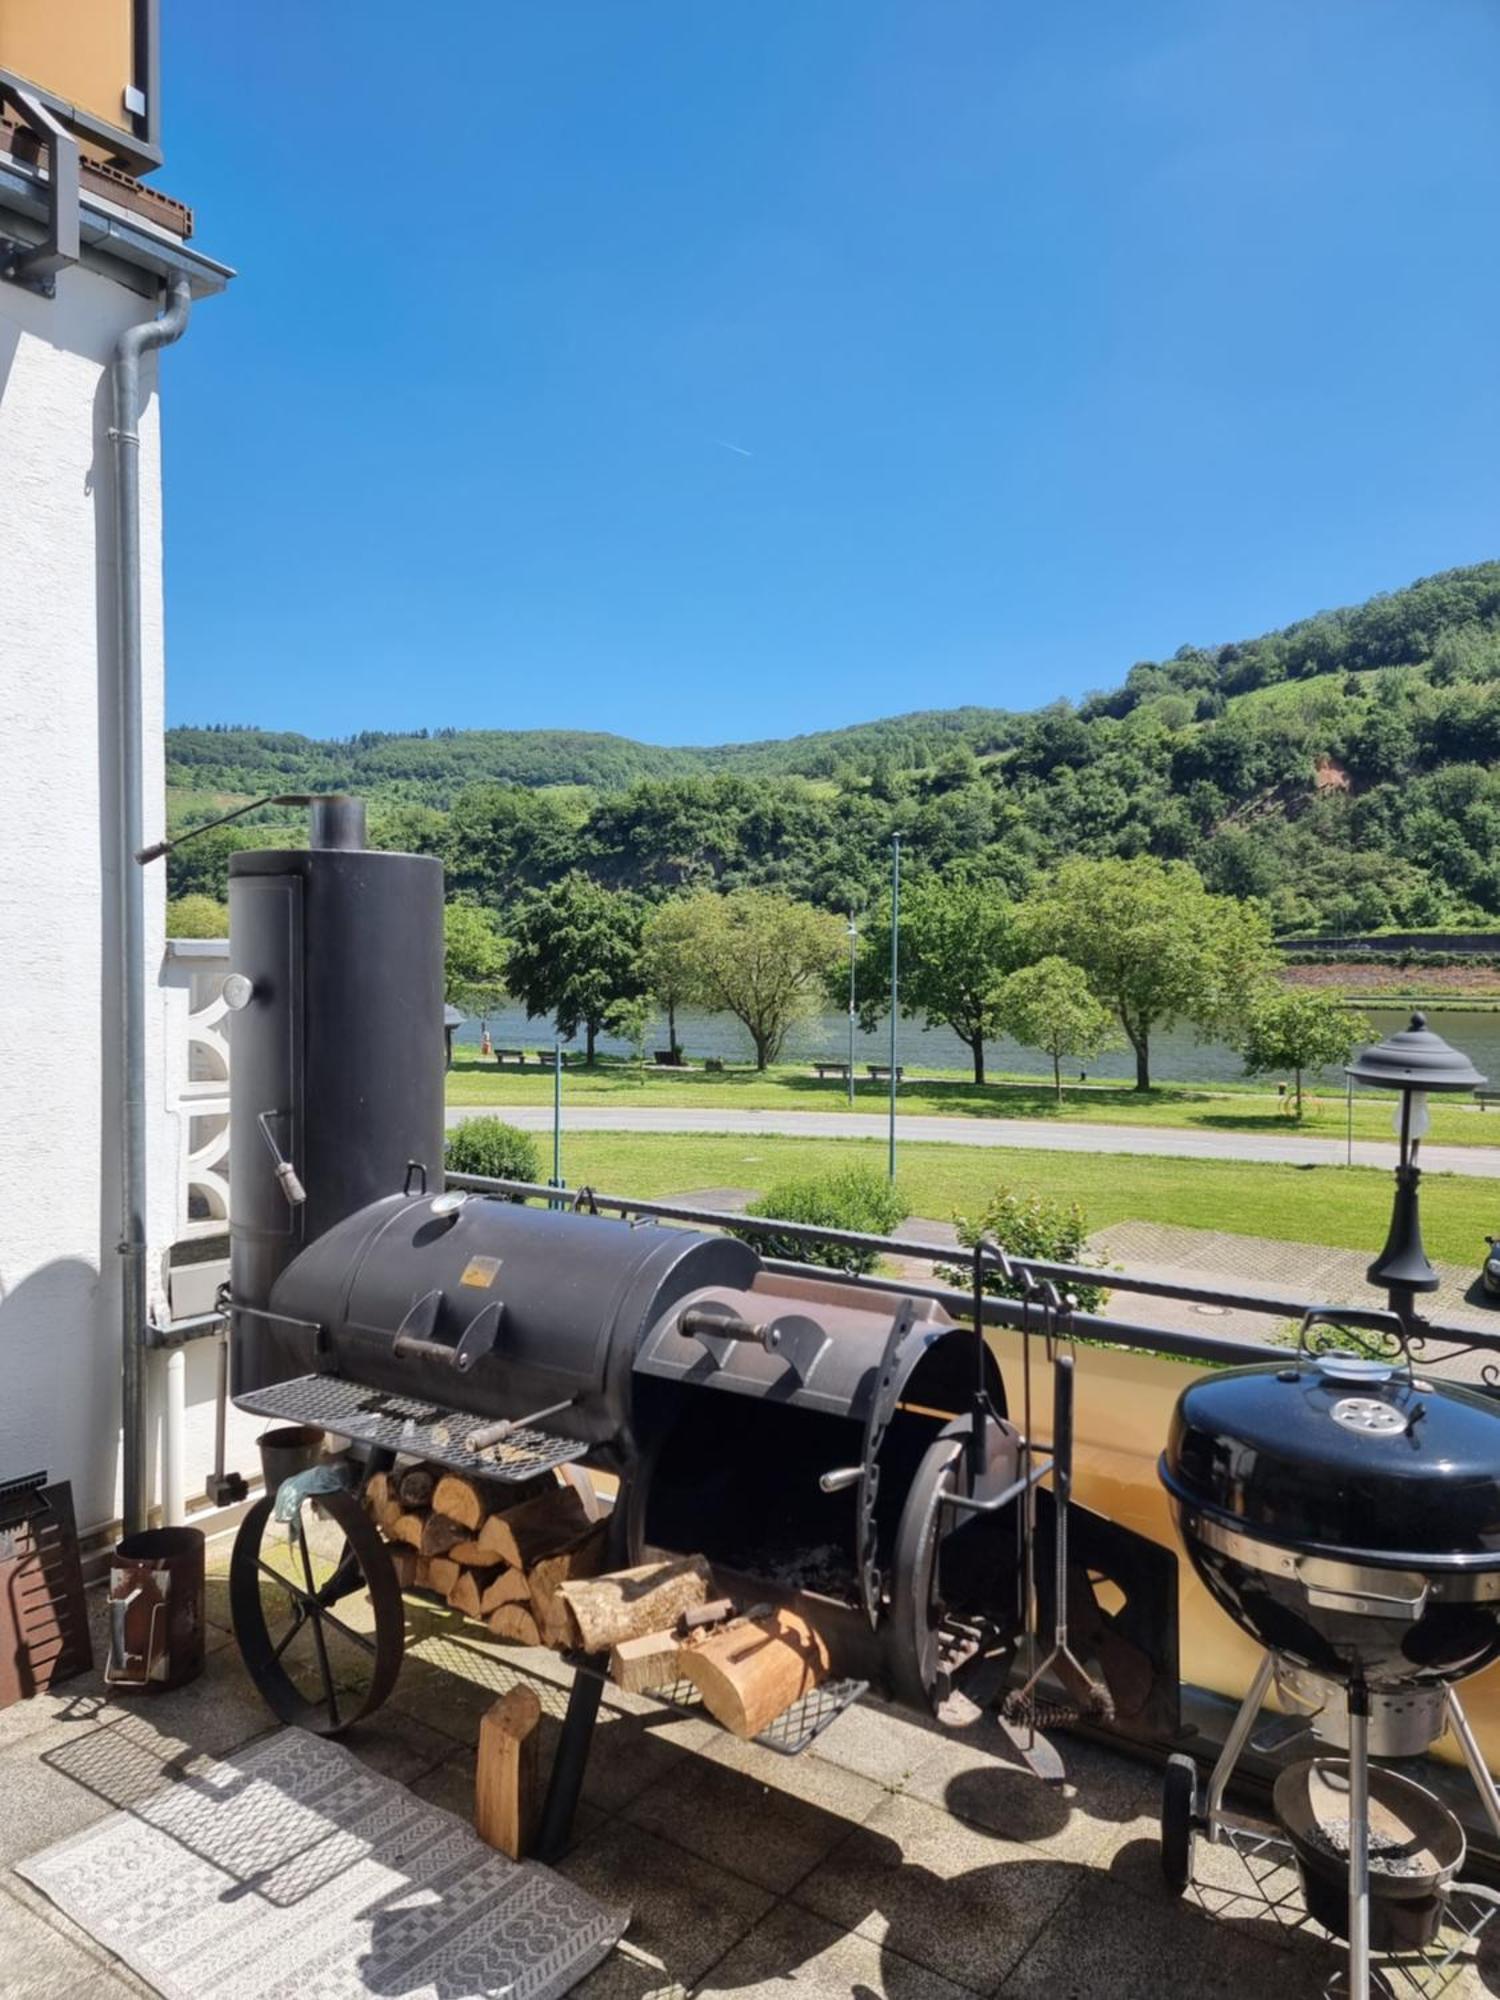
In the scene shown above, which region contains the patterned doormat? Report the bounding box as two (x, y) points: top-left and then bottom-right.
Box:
(18, 1728), (627, 1999)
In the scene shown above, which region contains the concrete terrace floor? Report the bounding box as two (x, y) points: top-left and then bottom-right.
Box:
(1, 1536), (1496, 2000)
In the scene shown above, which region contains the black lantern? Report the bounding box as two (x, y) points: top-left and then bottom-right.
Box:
(1346, 1013), (1486, 1315)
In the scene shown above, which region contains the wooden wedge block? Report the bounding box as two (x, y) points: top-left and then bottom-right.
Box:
(432, 1473), (497, 1532)
(420, 1513), (471, 1559)
(488, 1603), (542, 1646)
(477, 1486), (590, 1569)
(610, 1630), (683, 1695)
(389, 1511), (427, 1549)
(479, 1568), (532, 1617)
(475, 1686), (542, 1859)
(678, 1609), (830, 1739)
(559, 1555), (712, 1654)
(427, 1556), (461, 1597)
(398, 1466), (436, 1508)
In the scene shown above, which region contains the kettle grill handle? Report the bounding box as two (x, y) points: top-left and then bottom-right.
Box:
(1295, 1306), (1415, 1386)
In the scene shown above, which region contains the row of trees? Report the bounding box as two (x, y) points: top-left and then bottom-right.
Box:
(445, 854), (1369, 1094)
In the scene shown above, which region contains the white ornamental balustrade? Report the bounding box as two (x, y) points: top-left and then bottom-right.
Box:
(162, 938), (232, 1241)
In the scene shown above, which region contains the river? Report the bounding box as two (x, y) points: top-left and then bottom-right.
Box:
(455, 1002), (1500, 1089)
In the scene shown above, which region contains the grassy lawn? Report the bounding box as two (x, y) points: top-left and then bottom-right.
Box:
(540, 1132), (1499, 1269)
(446, 1050), (1500, 1149)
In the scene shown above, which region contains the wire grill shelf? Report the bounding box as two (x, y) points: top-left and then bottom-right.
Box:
(565, 1649), (867, 1758)
(234, 1374), (587, 1483)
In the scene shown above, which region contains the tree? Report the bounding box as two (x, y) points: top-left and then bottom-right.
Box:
(166, 893), (228, 938)
(1019, 857), (1276, 1089)
(995, 955), (1121, 1101)
(1239, 988), (1369, 1117)
(604, 995), (651, 1078)
(443, 901), (507, 1019)
(853, 873), (1023, 1085)
(504, 875), (644, 1062)
(667, 890), (845, 1068)
(639, 898), (702, 1058)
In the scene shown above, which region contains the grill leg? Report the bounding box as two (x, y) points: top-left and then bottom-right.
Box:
(1446, 1688), (1500, 1843)
(1203, 1650), (1274, 1842)
(534, 1667), (604, 1862)
(1347, 1678), (1370, 2000)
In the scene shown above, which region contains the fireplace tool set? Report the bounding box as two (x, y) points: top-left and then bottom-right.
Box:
(208, 797), (1500, 1990)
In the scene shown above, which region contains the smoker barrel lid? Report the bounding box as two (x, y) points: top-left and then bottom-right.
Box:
(1160, 1357), (1500, 1563)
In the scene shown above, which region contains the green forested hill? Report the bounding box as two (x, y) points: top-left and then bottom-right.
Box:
(166, 562), (1500, 932)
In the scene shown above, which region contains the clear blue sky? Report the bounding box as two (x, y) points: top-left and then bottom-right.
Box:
(162, 2), (1500, 743)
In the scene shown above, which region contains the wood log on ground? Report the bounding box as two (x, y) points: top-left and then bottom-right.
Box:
(398, 1466), (436, 1508)
(475, 1686), (542, 1860)
(479, 1568), (532, 1617)
(557, 1555), (713, 1654)
(388, 1511), (427, 1549)
(529, 1527), (608, 1649)
(477, 1486), (591, 1569)
(431, 1472), (499, 1532)
(426, 1556), (461, 1597)
(678, 1609), (830, 1739)
(609, 1630), (684, 1695)
(488, 1602), (542, 1646)
(420, 1512), (471, 1560)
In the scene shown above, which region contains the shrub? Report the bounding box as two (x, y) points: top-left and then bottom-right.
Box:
(737, 1165), (911, 1275)
(942, 1184), (1108, 1312)
(167, 893), (228, 938)
(444, 1118), (541, 1191)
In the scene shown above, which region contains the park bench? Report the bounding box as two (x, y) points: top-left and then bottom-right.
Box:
(530, 1049), (574, 1066)
(866, 1063), (904, 1083)
(811, 1061), (850, 1080)
(493, 1048), (527, 1066)
(654, 1049), (685, 1067)
(1477, 1089), (1500, 1111)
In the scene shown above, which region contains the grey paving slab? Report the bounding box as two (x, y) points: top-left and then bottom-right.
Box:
(0, 1718), (147, 1871)
(625, 1735), (883, 1894)
(559, 1820), (773, 1993)
(810, 1697), (950, 1791)
(791, 1792), (1077, 1992)
(335, 1701), (463, 1788)
(699, 1898), (976, 1999)
(900, 1726), (1156, 1868)
(0, 1880), (122, 1999)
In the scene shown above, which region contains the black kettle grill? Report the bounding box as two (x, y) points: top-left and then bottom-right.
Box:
(1158, 1309), (1500, 1996)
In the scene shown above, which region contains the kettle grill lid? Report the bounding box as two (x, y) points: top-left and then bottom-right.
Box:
(1161, 1356), (1500, 1563)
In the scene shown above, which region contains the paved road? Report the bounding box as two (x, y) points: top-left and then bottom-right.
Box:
(445, 1103), (1500, 1179)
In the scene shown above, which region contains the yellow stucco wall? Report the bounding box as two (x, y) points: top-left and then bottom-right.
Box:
(0, 0), (134, 135)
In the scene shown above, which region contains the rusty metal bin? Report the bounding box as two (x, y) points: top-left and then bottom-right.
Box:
(105, 1526), (205, 1693)
(257, 1424), (326, 1498)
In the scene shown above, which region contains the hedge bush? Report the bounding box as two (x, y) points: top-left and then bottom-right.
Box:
(444, 1117), (541, 1191)
(943, 1184), (1108, 1312)
(737, 1165), (911, 1274)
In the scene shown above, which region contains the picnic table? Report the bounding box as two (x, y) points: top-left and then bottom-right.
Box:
(866, 1063), (904, 1083)
(493, 1048), (527, 1066)
(811, 1061), (850, 1081)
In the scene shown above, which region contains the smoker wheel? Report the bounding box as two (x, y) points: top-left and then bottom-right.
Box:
(229, 1484), (404, 1734)
(1161, 1754), (1199, 1897)
(233, 1375), (587, 1483)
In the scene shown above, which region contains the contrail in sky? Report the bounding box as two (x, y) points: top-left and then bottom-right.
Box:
(709, 437), (754, 458)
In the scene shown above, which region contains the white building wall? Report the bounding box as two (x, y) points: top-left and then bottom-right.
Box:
(0, 259), (215, 1535)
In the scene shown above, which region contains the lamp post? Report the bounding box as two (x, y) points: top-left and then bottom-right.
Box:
(846, 913), (858, 1109)
(551, 1033), (564, 1199)
(888, 834), (901, 1181)
(1345, 1012), (1486, 1326)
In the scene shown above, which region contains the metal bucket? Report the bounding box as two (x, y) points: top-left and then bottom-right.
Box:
(257, 1424), (326, 1497)
(105, 1526), (205, 1693)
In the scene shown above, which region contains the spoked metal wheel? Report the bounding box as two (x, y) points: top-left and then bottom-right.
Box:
(229, 1486), (404, 1734)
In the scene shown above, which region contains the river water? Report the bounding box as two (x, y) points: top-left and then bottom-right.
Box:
(456, 1002), (1500, 1089)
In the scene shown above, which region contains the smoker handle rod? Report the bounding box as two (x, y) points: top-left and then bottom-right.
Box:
(678, 1307), (775, 1345)
(938, 1452), (1054, 1517)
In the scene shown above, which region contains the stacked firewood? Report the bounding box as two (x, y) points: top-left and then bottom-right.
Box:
(366, 1462), (830, 1740)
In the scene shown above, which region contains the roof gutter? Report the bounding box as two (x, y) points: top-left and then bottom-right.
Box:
(114, 273), (193, 1535)
(0, 150), (231, 298)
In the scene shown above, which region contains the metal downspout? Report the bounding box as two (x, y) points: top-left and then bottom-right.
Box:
(113, 274), (192, 1535)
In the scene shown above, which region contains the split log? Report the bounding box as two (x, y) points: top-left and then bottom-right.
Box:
(389, 1511), (427, 1549)
(447, 1537), (491, 1566)
(365, 1471), (393, 1515)
(558, 1555), (712, 1654)
(678, 1609), (830, 1739)
(479, 1568), (532, 1617)
(431, 1473), (499, 1532)
(529, 1527), (608, 1649)
(426, 1555), (461, 1597)
(477, 1486), (591, 1569)
(610, 1630), (684, 1695)
(447, 1566), (508, 1619)
(488, 1603), (542, 1646)
(398, 1466), (437, 1508)
(377, 1499), (405, 1533)
(420, 1513), (471, 1560)
(388, 1545), (419, 1590)
(475, 1686), (542, 1860)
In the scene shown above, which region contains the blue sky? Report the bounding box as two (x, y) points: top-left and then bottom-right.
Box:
(162, 2), (1500, 742)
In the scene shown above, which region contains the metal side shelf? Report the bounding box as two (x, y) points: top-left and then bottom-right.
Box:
(565, 1648), (868, 1758)
(234, 1374), (587, 1483)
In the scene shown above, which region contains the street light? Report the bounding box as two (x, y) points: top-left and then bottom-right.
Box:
(846, 913), (858, 1109)
(888, 834), (902, 1181)
(1345, 1012), (1486, 1323)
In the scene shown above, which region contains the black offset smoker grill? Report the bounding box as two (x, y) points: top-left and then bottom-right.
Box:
(223, 803), (1179, 1853)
